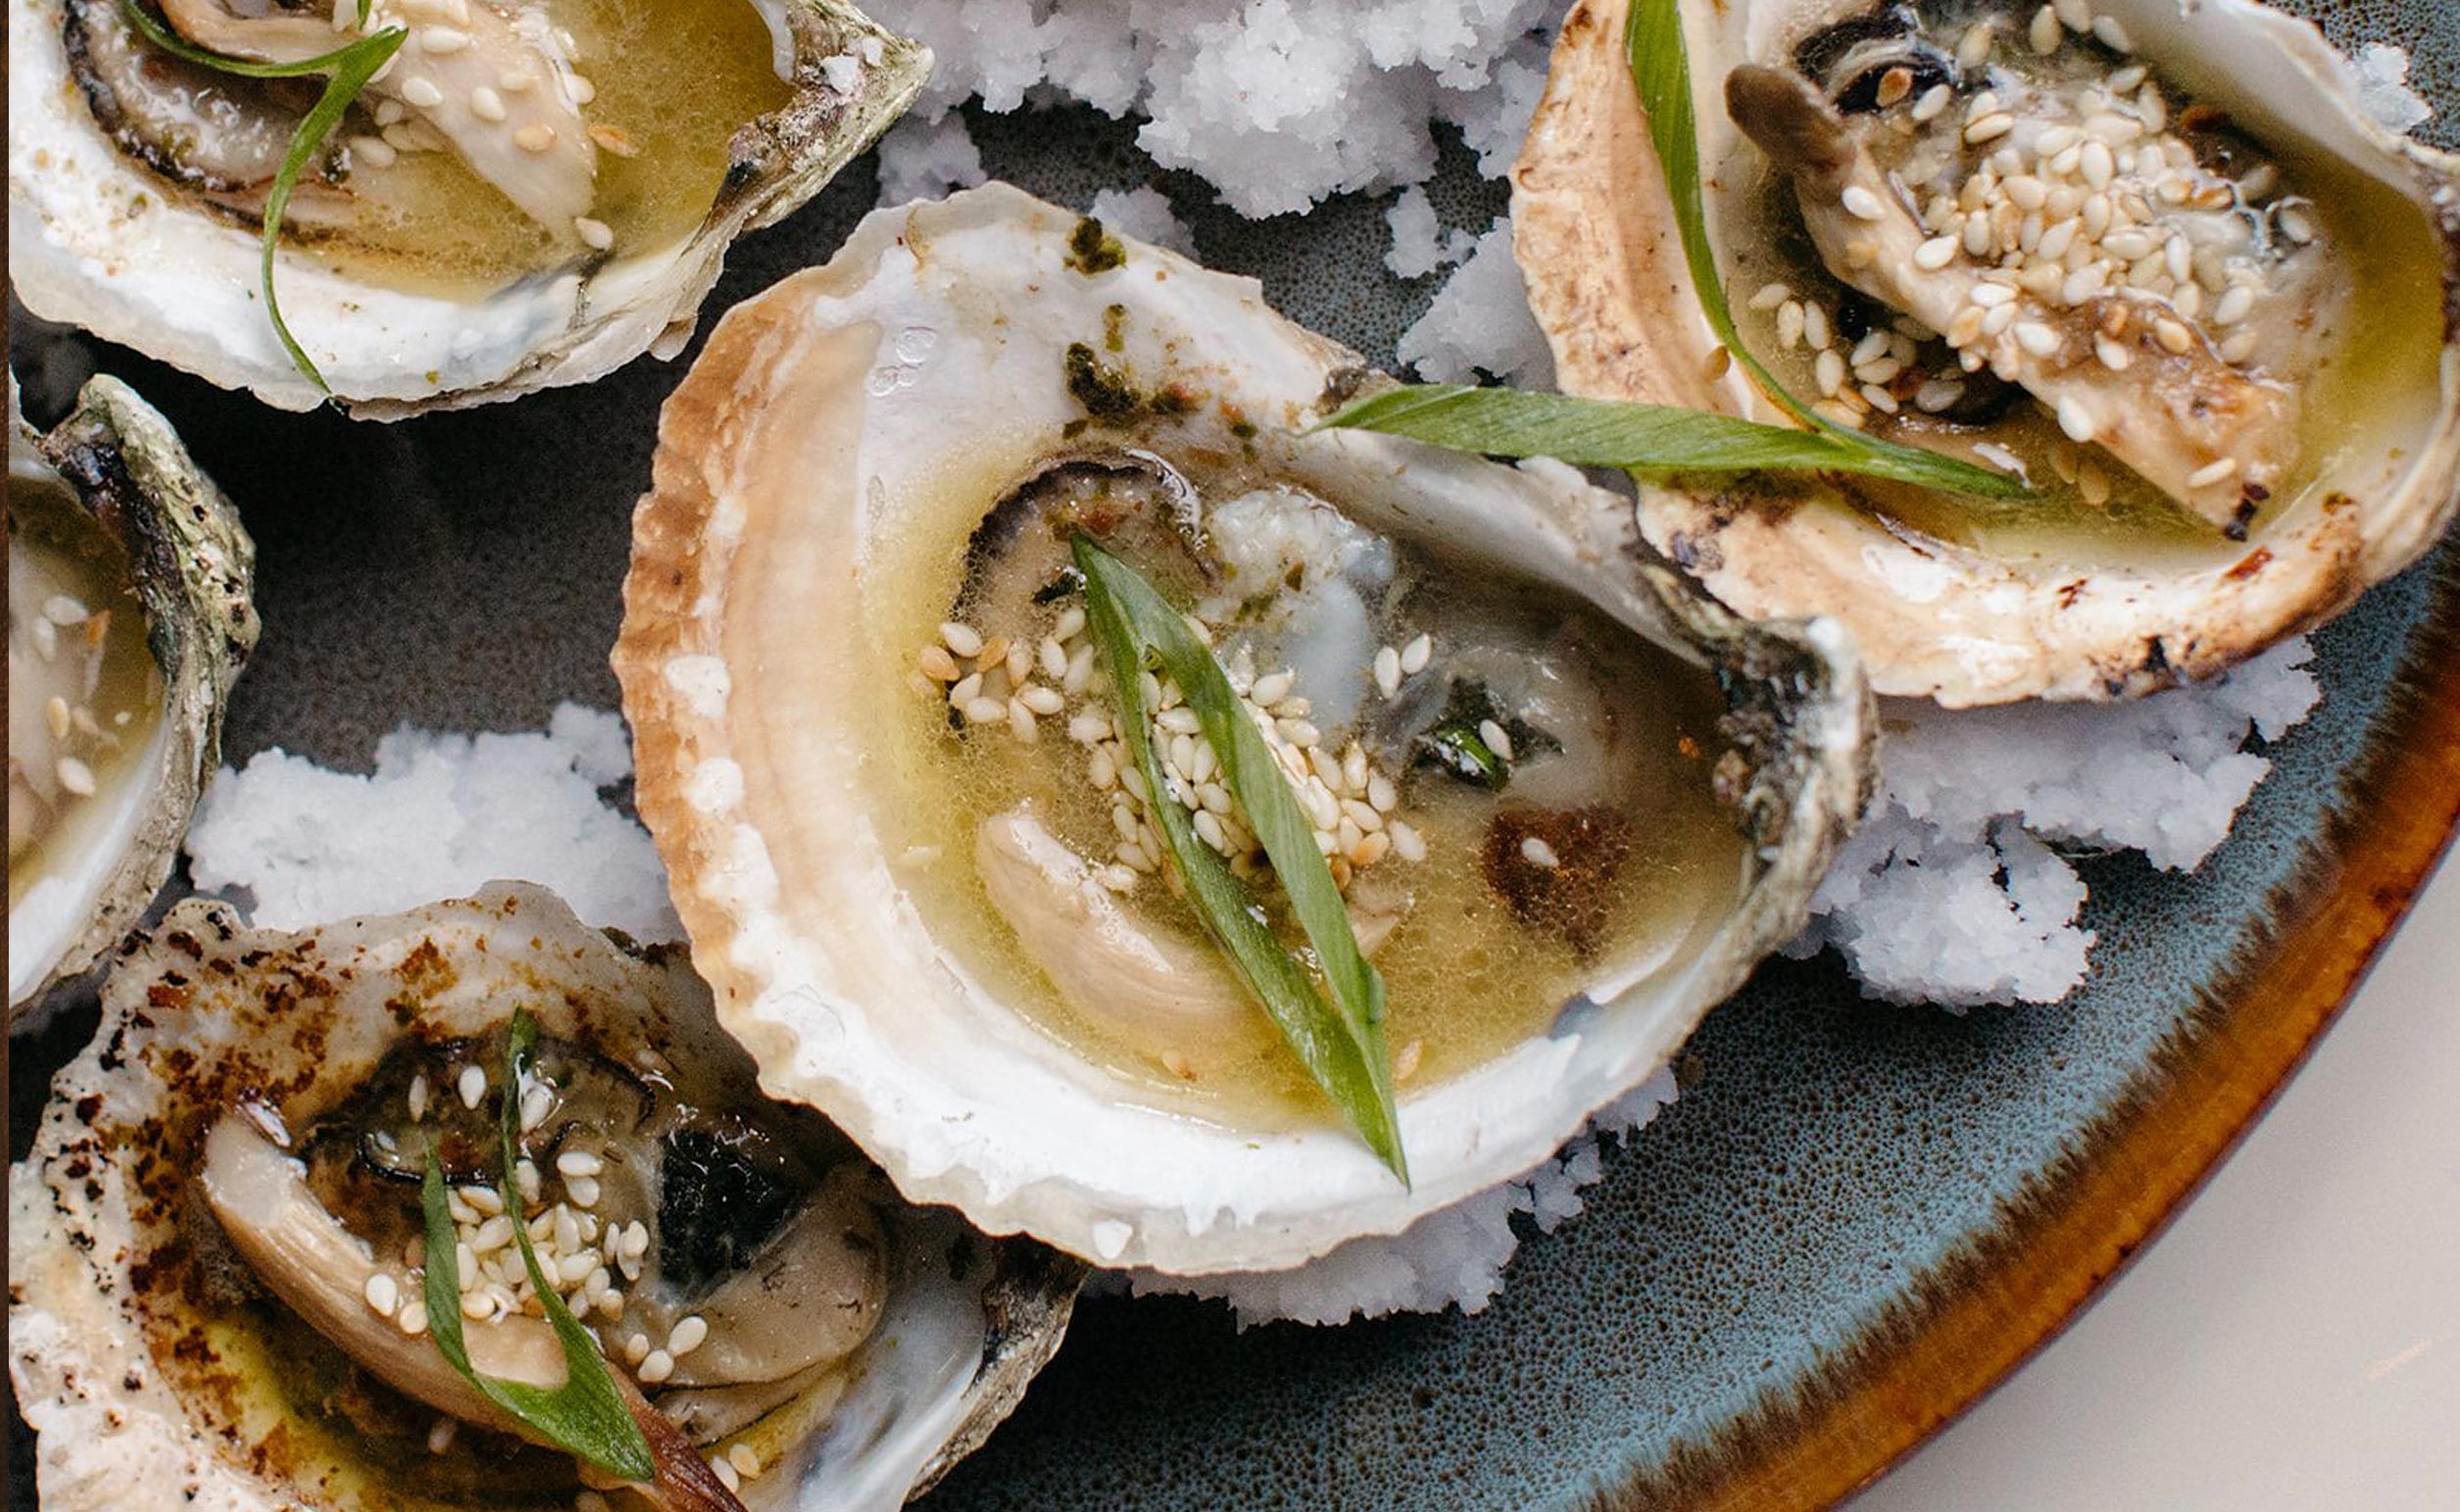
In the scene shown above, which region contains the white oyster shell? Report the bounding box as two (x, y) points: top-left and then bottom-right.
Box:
(1514, 0), (2460, 705)
(613, 184), (1874, 1276)
(8, 374), (256, 1019)
(6, 883), (1078, 1512)
(7, 0), (928, 416)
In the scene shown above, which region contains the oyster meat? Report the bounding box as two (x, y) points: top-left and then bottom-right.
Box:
(1515, 0), (2460, 704)
(615, 184), (1874, 1275)
(8, 883), (1079, 1512)
(8, 374), (256, 1019)
(10, 0), (929, 415)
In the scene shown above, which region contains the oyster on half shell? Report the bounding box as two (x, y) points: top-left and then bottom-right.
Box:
(10, 0), (928, 415)
(9, 374), (256, 1019)
(1515, 0), (2460, 704)
(614, 184), (1874, 1277)
(8, 884), (1079, 1512)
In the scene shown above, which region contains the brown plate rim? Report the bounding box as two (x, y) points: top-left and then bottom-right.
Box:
(1588, 549), (2460, 1512)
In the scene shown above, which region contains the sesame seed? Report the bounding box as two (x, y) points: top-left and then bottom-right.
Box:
(2094, 336), (2133, 371)
(624, 1333), (651, 1365)
(428, 1418), (458, 1454)
(1964, 113), (2016, 145)
(1914, 378), (1967, 413)
(2213, 285), (2255, 326)
(1053, 606), (1087, 641)
(468, 85), (506, 122)
(514, 122), (559, 153)
(962, 696), (1006, 725)
(2053, 0), (2091, 30)
(2055, 396), (2098, 443)
(2221, 329), (2260, 366)
(578, 1493), (611, 1512)
(418, 24), (468, 54)
(398, 1300), (429, 1336)
(555, 1149), (603, 1179)
(351, 134), (399, 169)
(1815, 348), (1847, 397)
(1983, 305), (2019, 338)
(1477, 719), (1514, 760)
(1912, 83), (1953, 123)
(457, 1065), (486, 1109)
(567, 73), (597, 106)
(711, 1457), (741, 1494)
(1802, 301), (1832, 350)
(1520, 836), (1561, 869)
(2014, 321), (2062, 358)
(1876, 67), (1914, 108)
(1748, 281), (1793, 312)
(918, 644), (959, 681)
(727, 1443), (762, 1479)
(1249, 670), (1293, 707)
(2278, 205), (2317, 244)
(1019, 685), (1065, 715)
(2154, 318), (2194, 355)
(400, 75), (445, 109)
(1957, 20), (1996, 70)
(639, 1349), (675, 1385)
(519, 1083), (552, 1131)
(2092, 16), (2132, 51)
(1007, 698), (1039, 743)
(574, 217), (615, 251)
(1842, 185), (1887, 221)
(2188, 458), (2239, 489)
(2078, 459), (2113, 507)
(499, 68), (536, 92)
(1776, 300), (1806, 349)
(1401, 633), (1432, 675)
(1374, 645), (1402, 697)
(55, 756), (96, 797)
(365, 1273), (400, 1317)
(2029, 5), (2062, 54)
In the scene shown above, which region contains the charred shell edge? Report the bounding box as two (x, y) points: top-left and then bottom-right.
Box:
(13, 375), (257, 1012)
(11, 885), (1082, 1507)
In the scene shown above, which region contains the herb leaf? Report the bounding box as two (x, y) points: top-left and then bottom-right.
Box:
(418, 1010), (656, 1481)
(1622, 0), (2028, 499)
(1072, 536), (1407, 1181)
(116, 1), (406, 395)
(1320, 382), (2026, 493)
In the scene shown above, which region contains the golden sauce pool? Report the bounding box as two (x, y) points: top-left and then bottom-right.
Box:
(133, 0), (797, 297)
(8, 488), (165, 906)
(852, 479), (1751, 1134)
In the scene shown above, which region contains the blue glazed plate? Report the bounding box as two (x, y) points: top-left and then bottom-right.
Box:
(10, 3), (2460, 1507)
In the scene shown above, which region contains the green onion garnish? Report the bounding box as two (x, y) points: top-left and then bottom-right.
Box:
(1073, 536), (1408, 1181)
(1318, 382), (2015, 491)
(117, 0), (406, 396)
(418, 1009), (656, 1481)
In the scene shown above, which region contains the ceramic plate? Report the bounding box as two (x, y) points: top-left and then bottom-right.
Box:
(11, 2), (2460, 1506)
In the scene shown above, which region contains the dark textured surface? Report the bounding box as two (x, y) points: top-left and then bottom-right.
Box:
(10, 2), (2459, 1509)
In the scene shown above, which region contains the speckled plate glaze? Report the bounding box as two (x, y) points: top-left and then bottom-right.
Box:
(9, 2), (2460, 1507)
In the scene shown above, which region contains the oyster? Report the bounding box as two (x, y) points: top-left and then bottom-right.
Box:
(8, 374), (256, 1018)
(614, 184), (1874, 1276)
(9, 0), (929, 415)
(1515, 0), (2460, 704)
(8, 883), (1079, 1512)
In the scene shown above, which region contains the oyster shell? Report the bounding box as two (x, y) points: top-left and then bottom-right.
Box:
(614, 184), (1874, 1275)
(1515, 0), (2460, 704)
(8, 883), (1079, 1512)
(9, 0), (929, 416)
(8, 374), (256, 1018)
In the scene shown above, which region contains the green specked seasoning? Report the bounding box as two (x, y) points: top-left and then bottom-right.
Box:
(1066, 217), (1128, 274)
(1103, 303), (1127, 353)
(1064, 341), (1143, 418)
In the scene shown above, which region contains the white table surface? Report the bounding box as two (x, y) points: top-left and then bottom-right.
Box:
(1857, 854), (2460, 1510)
